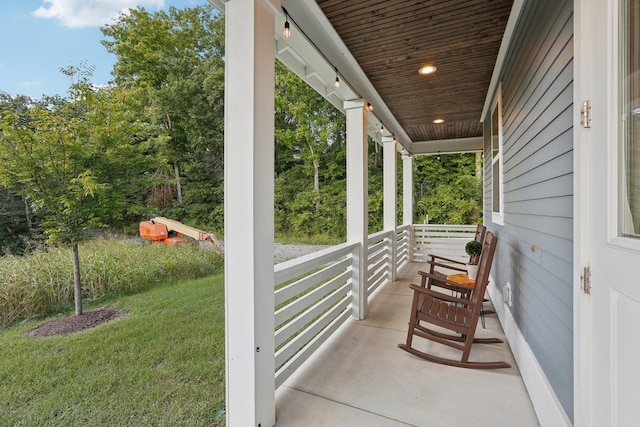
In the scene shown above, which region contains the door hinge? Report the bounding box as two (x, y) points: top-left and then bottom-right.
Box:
(581, 100), (592, 128)
(581, 265), (592, 294)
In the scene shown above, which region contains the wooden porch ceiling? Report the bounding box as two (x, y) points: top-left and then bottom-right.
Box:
(315, 0), (514, 144)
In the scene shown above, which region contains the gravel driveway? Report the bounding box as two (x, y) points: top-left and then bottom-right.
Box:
(274, 243), (333, 264)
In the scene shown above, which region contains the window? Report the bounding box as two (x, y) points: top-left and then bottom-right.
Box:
(620, 0), (639, 238)
(491, 85), (504, 225)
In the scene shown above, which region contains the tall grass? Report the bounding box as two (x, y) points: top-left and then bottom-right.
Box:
(0, 239), (223, 328)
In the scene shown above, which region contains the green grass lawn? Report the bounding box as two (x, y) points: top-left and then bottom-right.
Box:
(0, 274), (226, 427)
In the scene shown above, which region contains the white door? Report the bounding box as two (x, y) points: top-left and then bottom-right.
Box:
(576, 1), (640, 426)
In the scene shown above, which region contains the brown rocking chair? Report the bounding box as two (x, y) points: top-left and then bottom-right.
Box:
(398, 232), (510, 369)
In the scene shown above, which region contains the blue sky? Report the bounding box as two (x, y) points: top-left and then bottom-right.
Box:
(0, 0), (208, 99)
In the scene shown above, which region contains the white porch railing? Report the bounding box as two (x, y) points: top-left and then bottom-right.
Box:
(396, 224), (411, 269)
(412, 224), (477, 263)
(273, 242), (355, 388)
(272, 223), (467, 388)
(366, 230), (392, 296)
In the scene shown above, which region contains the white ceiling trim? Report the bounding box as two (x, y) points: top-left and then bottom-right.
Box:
(409, 137), (484, 155)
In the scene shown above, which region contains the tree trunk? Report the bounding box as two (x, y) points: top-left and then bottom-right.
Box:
(314, 160), (320, 212)
(71, 240), (83, 315)
(174, 161), (183, 204)
(166, 112), (183, 205)
(306, 143), (321, 213)
(22, 194), (32, 229)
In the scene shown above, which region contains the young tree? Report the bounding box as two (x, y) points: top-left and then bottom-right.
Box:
(0, 66), (164, 314)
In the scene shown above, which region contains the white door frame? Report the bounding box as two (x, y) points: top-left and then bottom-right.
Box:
(573, 1), (593, 424)
(575, 1), (640, 425)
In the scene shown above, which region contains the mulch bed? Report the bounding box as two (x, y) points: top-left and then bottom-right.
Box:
(26, 307), (128, 338)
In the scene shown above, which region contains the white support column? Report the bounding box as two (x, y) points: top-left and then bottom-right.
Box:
(224, 1), (276, 426)
(383, 136), (397, 281)
(403, 154), (414, 261)
(344, 99), (368, 320)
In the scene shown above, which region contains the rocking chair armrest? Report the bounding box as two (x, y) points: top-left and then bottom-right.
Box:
(415, 271), (474, 293)
(408, 283), (474, 307)
(427, 254), (466, 265)
(418, 260), (467, 275)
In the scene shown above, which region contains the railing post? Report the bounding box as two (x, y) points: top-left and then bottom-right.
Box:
(345, 99), (368, 320)
(403, 154), (414, 261)
(405, 225), (414, 266)
(383, 136), (397, 281)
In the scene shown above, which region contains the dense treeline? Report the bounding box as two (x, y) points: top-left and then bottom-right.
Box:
(414, 153), (483, 225)
(0, 4), (482, 257)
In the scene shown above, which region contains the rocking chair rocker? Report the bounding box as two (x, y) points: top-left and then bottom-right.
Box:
(398, 232), (510, 369)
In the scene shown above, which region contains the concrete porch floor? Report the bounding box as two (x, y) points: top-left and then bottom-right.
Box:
(275, 262), (540, 426)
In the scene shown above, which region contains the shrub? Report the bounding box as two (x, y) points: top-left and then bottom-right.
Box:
(465, 240), (483, 265)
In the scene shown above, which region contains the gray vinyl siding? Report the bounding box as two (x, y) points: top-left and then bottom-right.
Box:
(484, 0), (574, 421)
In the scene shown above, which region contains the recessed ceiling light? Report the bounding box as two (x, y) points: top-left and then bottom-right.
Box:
(433, 118), (445, 124)
(418, 65), (437, 75)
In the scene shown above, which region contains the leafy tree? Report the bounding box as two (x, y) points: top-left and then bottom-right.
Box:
(274, 61), (347, 239)
(0, 65), (163, 314)
(101, 6), (226, 231)
(0, 94), (36, 254)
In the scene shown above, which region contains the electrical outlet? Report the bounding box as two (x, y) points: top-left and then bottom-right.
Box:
(504, 282), (512, 307)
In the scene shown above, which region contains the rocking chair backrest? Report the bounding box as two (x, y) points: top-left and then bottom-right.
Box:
(468, 224), (487, 264)
(468, 232), (498, 308)
(473, 224), (487, 245)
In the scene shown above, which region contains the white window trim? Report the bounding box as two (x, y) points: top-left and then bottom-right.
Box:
(612, 0), (640, 250)
(491, 84), (505, 226)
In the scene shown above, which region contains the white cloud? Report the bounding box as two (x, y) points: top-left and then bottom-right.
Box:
(32, 0), (164, 28)
(20, 80), (43, 88)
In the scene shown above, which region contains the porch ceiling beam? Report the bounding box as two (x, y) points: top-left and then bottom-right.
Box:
(408, 137), (484, 155)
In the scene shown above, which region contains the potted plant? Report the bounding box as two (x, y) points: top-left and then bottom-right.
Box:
(465, 240), (483, 280)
